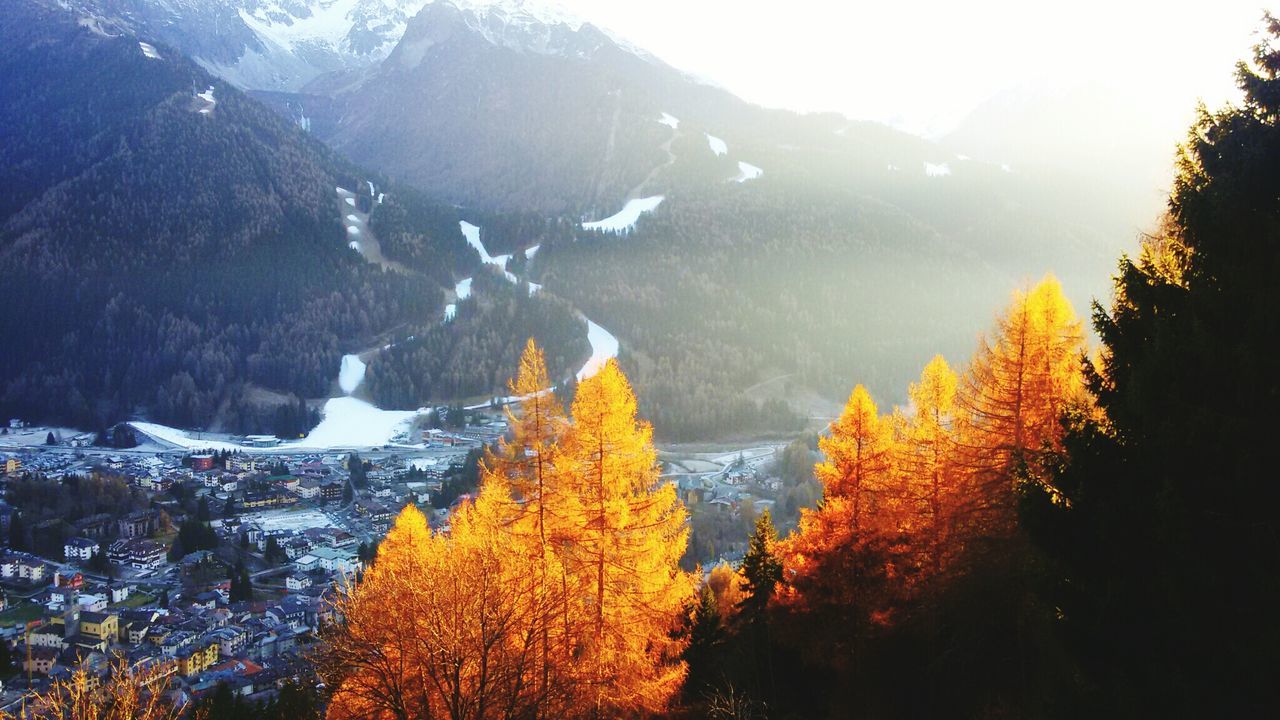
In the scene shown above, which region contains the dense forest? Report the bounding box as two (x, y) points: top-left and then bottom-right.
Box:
(0, 1), (467, 434)
(363, 269), (590, 408)
(533, 94), (1123, 440)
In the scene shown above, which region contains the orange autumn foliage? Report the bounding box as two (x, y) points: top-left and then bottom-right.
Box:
(560, 359), (694, 717)
(325, 345), (694, 720)
(778, 275), (1089, 628)
(815, 385), (898, 529)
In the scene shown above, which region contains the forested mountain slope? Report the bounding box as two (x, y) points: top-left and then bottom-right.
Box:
(0, 0), (472, 433)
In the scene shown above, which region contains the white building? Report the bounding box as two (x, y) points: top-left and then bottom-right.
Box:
(310, 547), (361, 575)
(64, 537), (100, 562)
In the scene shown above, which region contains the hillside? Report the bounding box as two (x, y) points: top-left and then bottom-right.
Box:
(0, 0), (475, 433)
(32, 0), (1144, 442)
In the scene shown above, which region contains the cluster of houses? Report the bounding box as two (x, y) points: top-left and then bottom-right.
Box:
(1, 425), (494, 709)
(8, 584), (328, 708)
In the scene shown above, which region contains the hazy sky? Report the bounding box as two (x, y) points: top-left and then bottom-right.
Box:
(556, 0), (1269, 137)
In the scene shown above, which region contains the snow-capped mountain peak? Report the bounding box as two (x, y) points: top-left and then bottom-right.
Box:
(75, 0), (635, 91)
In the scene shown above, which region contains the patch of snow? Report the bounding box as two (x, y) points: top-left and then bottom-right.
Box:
(577, 317), (620, 381)
(346, 226), (360, 235)
(460, 220), (521, 282)
(348, 240), (361, 251)
(524, 245), (540, 259)
(733, 161), (763, 183)
(196, 86), (216, 115)
(1001, 163), (1013, 173)
(338, 354), (367, 395)
(377, 192), (385, 204)
(455, 277), (472, 301)
(346, 214), (360, 223)
(887, 163), (900, 171)
(582, 196), (664, 234)
(460, 220), (493, 263)
(130, 422), (248, 451)
(138, 42), (161, 60)
(706, 134), (728, 156)
(658, 112), (680, 129)
(344, 197), (356, 207)
(366, 180), (376, 196)
(444, 303), (457, 321)
(924, 162), (952, 177)
(296, 397), (421, 449)
(527, 282), (542, 295)
(336, 186), (353, 196)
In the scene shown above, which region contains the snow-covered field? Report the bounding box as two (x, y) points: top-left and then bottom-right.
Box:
(292, 396), (421, 449)
(138, 42), (161, 60)
(338, 354), (366, 395)
(582, 196), (664, 233)
(130, 422), (251, 452)
(241, 508), (338, 533)
(577, 318), (620, 381)
(706, 134), (728, 156)
(924, 162), (952, 177)
(658, 112), (680, 129)
(460, 221), (491, 262)
(733, 161), (763, 183)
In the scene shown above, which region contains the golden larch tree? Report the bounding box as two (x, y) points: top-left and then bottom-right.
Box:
(816, 385), (900, 529)
(560, 358), (694, 718)
(902, 355), (962, 572)
(957, 273), (1086, 533)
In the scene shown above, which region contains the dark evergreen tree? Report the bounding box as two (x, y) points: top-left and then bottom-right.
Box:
(738, 510), (782, 623)
(263, 536), (286, 565)
(1023, 18), (1280, 717)
(230, 561), (254, 603)
(682, 586), (725, 699)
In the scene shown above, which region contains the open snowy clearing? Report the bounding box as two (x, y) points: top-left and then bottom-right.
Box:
(658, 112), (680, 129)
(706, 134), (728, 156)
(577, 318), (620, 381)
(454, 277), (473, 301)
(130, 422), (252, 452)
(138, 42), (161, 60)
(241, 508), (339, 533)
(733, 161), (763, 183)
(582, 196), (664, 233)
(293, 396), (421, 449)
(338, 354), (366, 395)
